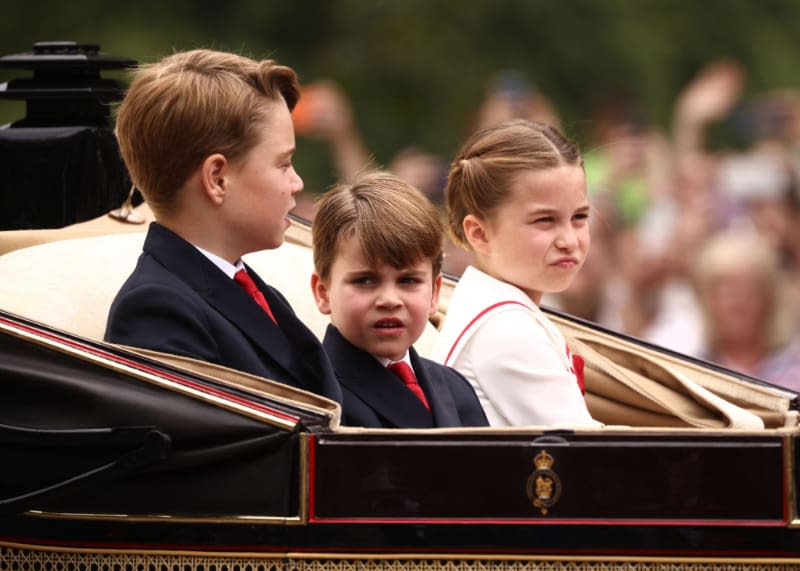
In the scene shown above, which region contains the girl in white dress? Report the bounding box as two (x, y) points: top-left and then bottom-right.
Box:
(432, 120), (599, 427)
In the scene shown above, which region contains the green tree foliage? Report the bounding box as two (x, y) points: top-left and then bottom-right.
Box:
(2, 0), (800, 192)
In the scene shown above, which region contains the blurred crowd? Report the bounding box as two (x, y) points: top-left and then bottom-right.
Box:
(290, 61), (800, 392)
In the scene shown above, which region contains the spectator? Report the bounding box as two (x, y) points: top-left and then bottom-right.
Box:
(692, 230), (800, 390)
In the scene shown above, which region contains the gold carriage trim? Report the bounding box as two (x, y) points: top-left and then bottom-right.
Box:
(3, 544), (800, 571)
(786, 435), (800, 528)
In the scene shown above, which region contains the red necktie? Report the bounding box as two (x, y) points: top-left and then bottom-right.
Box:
(388, 361), (430, 411)
(234, 269), (277, 325)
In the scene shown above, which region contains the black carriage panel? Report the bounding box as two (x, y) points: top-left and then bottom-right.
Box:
(311, 432), (786, 523)
(0, 316), (305, 520)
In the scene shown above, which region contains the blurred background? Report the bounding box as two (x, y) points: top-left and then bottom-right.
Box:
(3, 0), (800, 189)
(3, 0), (800, 388)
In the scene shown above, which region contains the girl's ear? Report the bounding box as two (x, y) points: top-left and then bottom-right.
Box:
(310, 272), (332, 315)
(200, 154), (228, 206)
(463, 214), (491, 255)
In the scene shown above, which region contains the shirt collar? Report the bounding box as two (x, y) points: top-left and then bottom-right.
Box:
(193, 245), (244, 279)
(376, 351), (412, 369)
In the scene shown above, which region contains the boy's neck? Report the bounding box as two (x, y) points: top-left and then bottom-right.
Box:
(157, 207), (243, 266)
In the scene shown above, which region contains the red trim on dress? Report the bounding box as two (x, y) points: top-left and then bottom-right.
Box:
(443, 301), (529, 365)
(443, 300), (584, 393)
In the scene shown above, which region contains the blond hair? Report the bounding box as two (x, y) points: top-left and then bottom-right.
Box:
(313, 170), (444, 280)
(694, 230), (794, 351)
(115, 49), (299, 215)
(445, 119), (582, 248)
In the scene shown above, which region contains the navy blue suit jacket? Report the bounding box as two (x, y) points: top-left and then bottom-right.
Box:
(104, 222), (342, 403)
(322, 324), (488, 428)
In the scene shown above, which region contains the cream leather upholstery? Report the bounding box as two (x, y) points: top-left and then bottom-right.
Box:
(0, 230), (438, 353)
(0, 225), (793, 430)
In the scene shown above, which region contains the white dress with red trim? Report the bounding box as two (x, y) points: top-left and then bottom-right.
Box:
(432, 266), (598, 427)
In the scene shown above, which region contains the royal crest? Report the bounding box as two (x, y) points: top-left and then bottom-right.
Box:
(526, 449), (562, 515)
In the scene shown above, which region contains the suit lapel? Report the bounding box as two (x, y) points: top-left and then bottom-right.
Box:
(410, 349), (462, 427)
(323, 325), (433, 428)
(204, 275), (296, 370)
(248, 266), (340, 399)
(142, 224), (339, 398)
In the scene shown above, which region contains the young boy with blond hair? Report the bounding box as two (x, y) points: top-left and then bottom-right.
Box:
(311, 171), (487, 427)
(105, 49), (341, 403)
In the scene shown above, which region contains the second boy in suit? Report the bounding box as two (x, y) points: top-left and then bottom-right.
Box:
(310, 171), (487, 428)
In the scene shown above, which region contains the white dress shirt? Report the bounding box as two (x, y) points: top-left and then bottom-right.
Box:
(193, 245), (244, 279)
(376, 351), (415, 375)
(432, 266), (598, 427)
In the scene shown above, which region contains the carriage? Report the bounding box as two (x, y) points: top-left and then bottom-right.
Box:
(1, 209), (799, 571)
(1, 40), (799, 571)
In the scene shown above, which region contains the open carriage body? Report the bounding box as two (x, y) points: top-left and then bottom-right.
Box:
(1, 215), (799, 570)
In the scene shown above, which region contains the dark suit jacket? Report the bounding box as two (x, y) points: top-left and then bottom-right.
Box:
(104, 222), (342, 403)
(322, 324), (488, 428)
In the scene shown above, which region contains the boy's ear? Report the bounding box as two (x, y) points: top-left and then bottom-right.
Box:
(310, 272), (332, 315)
(463, 214), (490, 255)
(200, 154), (229, 206)
(428, 272), (443, 317)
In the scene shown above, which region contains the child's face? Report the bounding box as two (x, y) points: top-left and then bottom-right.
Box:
(224, 100), (304, 252)
(312, 235), (442, 362)
(466, 165), (589, 304)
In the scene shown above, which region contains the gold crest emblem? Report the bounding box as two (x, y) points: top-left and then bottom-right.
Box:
(525, 449), (562, 515)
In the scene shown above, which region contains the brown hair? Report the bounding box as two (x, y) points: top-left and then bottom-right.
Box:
(313, 170), (444, 280)
(445, 119), (582, 248)
(115, 49), (300, 215)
